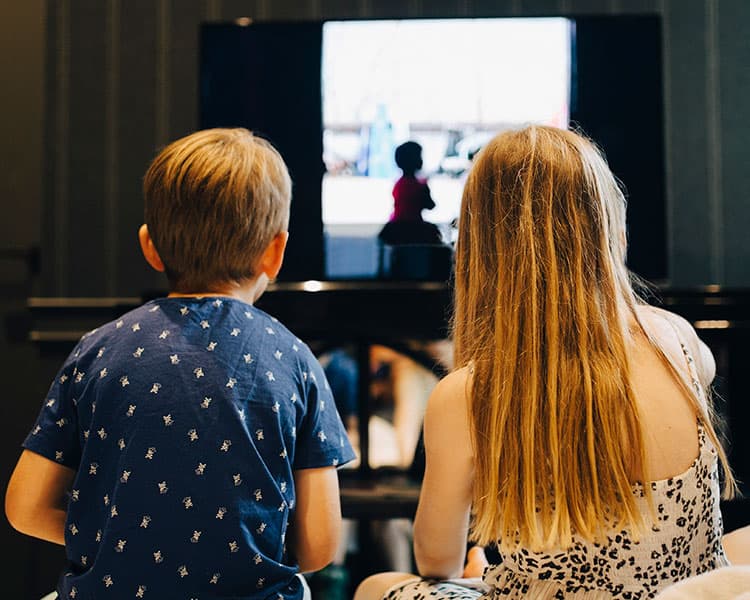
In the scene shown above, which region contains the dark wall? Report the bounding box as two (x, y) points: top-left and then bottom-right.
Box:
(34, 0), (750, 295)
(1, 0), (749, 598)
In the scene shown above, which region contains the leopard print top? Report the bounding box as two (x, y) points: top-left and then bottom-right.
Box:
(482, 342), (728, 599)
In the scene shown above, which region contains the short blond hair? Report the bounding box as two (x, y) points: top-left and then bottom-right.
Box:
(143, 128), (291, 292)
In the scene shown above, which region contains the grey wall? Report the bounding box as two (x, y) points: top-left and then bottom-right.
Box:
(36, 0), (750, 295)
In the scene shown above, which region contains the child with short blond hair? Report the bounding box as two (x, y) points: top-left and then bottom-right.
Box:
(7, 128), (356, 600)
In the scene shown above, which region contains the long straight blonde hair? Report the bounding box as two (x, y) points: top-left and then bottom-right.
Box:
(452, 125), (734, 551)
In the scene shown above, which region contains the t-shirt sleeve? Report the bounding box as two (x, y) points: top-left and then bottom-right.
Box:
(293, 349), (357, 470)
(22, 340), (83, 469)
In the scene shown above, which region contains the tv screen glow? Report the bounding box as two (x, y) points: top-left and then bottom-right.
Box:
(321, 18), (573, 279)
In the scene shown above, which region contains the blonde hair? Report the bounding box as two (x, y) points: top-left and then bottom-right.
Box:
(452, 124), (735, 551)
(143, 127), (291, 293)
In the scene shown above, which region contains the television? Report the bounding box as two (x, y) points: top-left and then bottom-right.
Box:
(199, 14), (666, 283)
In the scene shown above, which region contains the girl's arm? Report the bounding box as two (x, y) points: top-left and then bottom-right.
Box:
(291, 465), (343, 573)
(5, 449), (75, 545)
(412, 367), (474, 579)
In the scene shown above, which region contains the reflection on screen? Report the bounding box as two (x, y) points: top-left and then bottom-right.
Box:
(321, 17), (572, 279)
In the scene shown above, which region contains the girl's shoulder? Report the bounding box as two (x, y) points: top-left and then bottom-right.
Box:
(635, 304), (716, 388)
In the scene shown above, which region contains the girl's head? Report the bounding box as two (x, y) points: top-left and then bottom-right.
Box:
(457, 125), (631, 324)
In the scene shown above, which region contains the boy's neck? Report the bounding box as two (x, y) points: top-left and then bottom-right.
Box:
(167, 274), (270, 306)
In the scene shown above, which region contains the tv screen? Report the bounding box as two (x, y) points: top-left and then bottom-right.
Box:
(200, 14), (666, 283)
(321, 18), (571, 279)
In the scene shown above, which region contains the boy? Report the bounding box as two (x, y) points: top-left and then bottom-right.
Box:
(6, 128), (356, 599)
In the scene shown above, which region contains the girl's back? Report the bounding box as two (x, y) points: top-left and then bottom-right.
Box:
(480, 304), (728, 598)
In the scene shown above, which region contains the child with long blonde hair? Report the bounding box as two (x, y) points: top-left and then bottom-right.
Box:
(355, 124), (736, 600)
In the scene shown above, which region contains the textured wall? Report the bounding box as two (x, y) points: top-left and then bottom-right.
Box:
(40, 0), (750, 294)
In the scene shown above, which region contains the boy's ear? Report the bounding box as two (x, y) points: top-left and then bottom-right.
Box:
(138, 224), (166, 273)
(257, 231), (289, 280)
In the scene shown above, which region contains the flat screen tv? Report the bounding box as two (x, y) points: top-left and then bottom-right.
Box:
(200, 14), (666, 283)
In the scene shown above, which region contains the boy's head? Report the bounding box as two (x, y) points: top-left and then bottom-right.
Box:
(142, 128), (291, 293)
(394, 141), (423, 175)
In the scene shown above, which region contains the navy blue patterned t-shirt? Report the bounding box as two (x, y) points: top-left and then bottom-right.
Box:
(23, 297), (356, 600)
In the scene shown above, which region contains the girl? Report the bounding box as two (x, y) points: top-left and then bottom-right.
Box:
(354, 124), (736, 600)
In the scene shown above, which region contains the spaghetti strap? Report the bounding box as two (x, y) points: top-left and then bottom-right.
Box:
(661, 313), (709, 410)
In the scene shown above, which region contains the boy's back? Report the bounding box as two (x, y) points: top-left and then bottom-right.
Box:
(7, 128), (356, 600)
(24, 296), (354, 599)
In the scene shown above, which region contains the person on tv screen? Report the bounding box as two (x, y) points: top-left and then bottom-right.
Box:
(378, 140), (444, 247)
